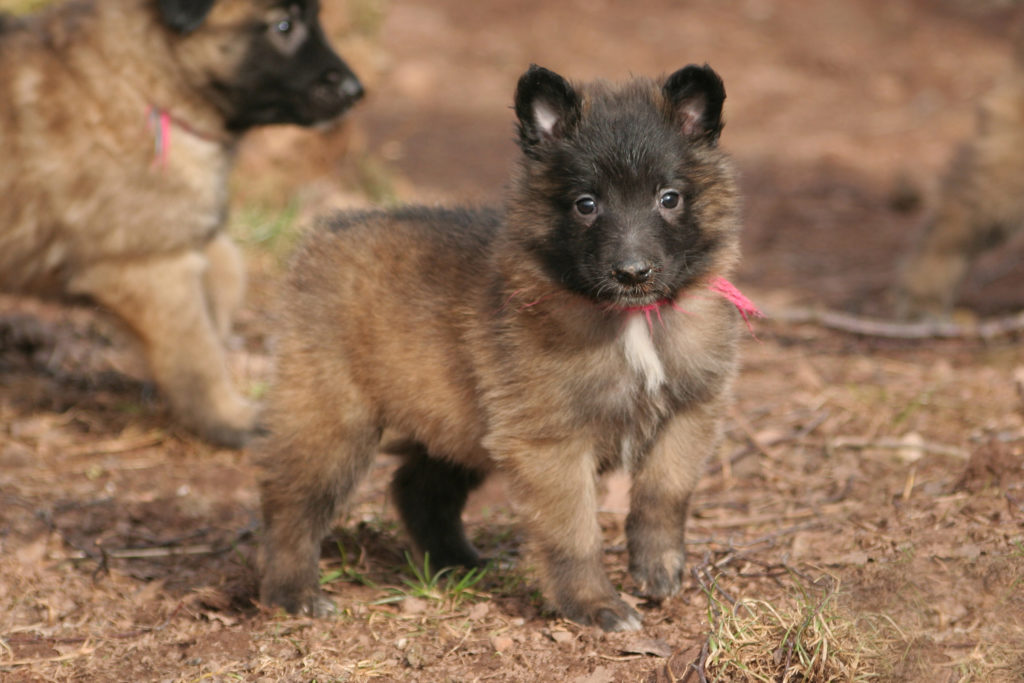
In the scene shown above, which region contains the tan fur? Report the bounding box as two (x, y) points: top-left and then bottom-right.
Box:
(0, 0), (353, 445)
(259, 70), (745, 631)
(897, 58), (1024, 318)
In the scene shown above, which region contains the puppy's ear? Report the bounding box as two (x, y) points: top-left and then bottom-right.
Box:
(514, 65), (581, 157)
(156, 0), (217, 34)
(662, 64), (726, 144)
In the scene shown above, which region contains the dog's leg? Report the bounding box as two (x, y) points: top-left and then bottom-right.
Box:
(626, 404), (720, 601)
(259, 412), (379, 617)
(390, 444), (485, 569)
(501, 438), (642, 631)
(202, 234), (245, 342)
(67, 251), (258, 447)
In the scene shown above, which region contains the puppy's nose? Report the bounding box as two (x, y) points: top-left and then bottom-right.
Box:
(323, 70), (364, 101)
(613, 260), (654, 285)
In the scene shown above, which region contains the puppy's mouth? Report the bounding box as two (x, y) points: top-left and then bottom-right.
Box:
(598, 280), (675, 311)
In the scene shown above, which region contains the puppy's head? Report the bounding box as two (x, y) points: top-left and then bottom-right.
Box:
(509, 64), (740, 309)
(157, 0), (363, 131)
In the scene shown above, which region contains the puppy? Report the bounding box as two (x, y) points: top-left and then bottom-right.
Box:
(0, 0), (363, 446)
(260, 64), (753, 631)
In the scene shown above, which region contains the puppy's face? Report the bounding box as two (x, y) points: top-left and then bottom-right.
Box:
(158, 0), (363, 130)
(511, 65), (738, 309)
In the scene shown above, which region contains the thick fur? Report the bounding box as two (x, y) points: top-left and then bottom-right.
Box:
(259, 65), (743, 631)
(0, 0), (362, 446)
(896, 54), (1024, 318)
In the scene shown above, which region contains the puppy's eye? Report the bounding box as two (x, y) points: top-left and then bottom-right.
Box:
(659, 190), (682, 210)
(265, 8), (308, 54)
(575, 196), (597, 216)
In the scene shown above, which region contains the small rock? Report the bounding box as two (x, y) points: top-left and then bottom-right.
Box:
(491, 635), (514, 652)
(467, 602), (489, 620)
(897, 432), (924, 463)
(550, 630), (575, 645)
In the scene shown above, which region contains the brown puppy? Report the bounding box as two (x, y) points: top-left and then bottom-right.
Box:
(260, 65), (748, 631)
(0, 0), (362, 446)
(896, 50), (1024, 318)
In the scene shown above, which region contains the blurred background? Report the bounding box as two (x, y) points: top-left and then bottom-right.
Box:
(6, 0), (1023, 315)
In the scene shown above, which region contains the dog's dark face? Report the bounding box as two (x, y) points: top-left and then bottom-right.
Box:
(511, 65), (737, 309)
(158, 0), (363, 131)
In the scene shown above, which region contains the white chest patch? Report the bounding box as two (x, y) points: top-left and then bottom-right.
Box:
(622, 314), (666, 392)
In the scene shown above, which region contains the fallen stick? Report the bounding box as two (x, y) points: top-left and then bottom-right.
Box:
(0, 644), (95, 668)
(768, 307), (1024, 340)
(828, 436), (968, 459)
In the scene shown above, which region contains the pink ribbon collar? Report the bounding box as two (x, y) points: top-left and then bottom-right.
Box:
(621, 276), (762, 333)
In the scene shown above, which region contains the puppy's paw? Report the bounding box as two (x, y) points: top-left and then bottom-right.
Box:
(629, 550), (685, 601)
(261, 584), (338, 619)
(565, 595), (643, 632)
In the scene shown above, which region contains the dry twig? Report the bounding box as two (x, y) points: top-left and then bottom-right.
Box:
(769, 306), (1024, 340)
(828, 436), (967, 459)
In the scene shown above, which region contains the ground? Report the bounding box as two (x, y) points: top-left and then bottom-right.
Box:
(2, 0), (1024, 680)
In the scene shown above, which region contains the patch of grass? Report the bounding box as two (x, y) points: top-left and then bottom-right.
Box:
(320, 540), (378, 589)
(352, 154), (400, 206)
(247, 379), (270, 401)
(230, 201), (302, 263)
(698, 569), (904, 682)
(374, 552), (489, 609)
(345, 0), (389, 37)
(0, 0), (52, 14)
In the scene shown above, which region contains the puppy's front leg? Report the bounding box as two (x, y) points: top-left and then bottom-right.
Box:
(202, 234), (246, 342)
(627, 404), (722, 600)
(500, 437), (642, 632)
(68, 251), (258, 447)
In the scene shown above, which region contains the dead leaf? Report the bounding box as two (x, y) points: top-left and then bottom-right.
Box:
(202, 610), (238, 627)
(621, 637), (673, 658)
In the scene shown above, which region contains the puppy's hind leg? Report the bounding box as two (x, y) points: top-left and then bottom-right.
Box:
(67, 251), (258, 447)
(389, 443), (486, 569)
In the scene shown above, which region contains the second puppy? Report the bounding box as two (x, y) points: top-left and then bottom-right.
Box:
(260, 64), (751, 631)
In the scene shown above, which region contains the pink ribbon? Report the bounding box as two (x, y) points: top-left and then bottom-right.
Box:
(621, 276), (762, 334)
(147, 107), (171, 168)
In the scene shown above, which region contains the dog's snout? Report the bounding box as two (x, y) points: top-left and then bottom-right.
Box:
(612, 260), (654, 286)
(323, 69), (364, 101)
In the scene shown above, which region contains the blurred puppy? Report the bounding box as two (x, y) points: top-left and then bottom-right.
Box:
(0, 0), (363, 446)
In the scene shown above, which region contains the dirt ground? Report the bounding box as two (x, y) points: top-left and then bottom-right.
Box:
(2, 0), (1024, 680)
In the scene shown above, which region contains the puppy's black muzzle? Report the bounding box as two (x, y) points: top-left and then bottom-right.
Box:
(314, 64), (364, 113)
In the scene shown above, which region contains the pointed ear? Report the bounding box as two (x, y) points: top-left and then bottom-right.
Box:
(514, 65), (582, 157)
(156, 0), (217, 34)
(662, 64), (726, 143)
